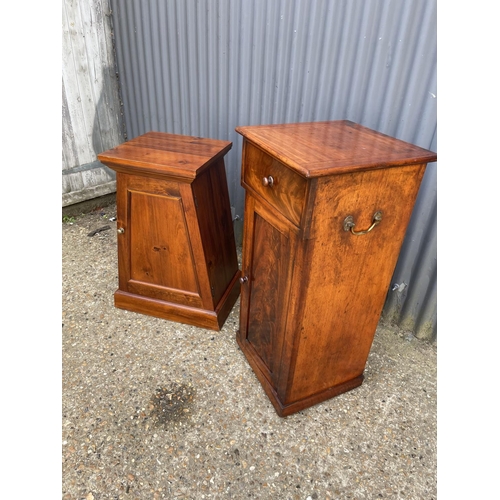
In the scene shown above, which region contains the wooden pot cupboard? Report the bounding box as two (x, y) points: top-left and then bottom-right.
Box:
(98, 132), (240, 331)
(236, 120), (437, 417)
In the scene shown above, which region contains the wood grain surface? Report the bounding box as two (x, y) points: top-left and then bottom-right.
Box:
(236, 120), (437, 178)
(98, 131), (232, 180)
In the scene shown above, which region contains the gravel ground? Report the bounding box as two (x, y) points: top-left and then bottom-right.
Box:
(62, 203), (437, 500)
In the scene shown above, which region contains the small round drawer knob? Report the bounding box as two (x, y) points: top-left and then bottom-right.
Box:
(239, 275), (249, 284)
(117, 227), (125, 234)
(262, 175), (274, 187)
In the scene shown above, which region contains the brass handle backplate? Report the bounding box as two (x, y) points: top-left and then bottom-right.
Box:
(343, 211), (383, 235)
(262, 176), (274, 187)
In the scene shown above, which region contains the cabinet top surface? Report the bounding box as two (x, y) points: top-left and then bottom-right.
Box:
(97, 131), (232, 179)
(236, 120), (437, 177)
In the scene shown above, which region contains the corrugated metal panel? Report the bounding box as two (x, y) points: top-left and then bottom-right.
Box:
(109, 0), (437, 339)
(62, 0), (125, 206)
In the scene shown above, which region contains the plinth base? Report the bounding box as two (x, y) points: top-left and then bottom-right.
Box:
(114, 271), (241, 331)
(237, 333), (364, 417)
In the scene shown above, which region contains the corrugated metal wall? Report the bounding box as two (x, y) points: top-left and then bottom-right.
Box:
(109, 0), (437, 340)
(62, 0), (125, 207)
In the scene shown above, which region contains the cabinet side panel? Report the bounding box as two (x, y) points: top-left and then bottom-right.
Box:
(288, 164), (426, 403)
(191, 159), (239, 306)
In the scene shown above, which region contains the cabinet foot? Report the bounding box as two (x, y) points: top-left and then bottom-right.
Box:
(114, 270), (240, 331)
(236, 333), (364, 417)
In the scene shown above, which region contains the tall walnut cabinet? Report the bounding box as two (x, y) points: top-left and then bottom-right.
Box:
(236, 121), (437, 416)
(98, 132), (240, 331)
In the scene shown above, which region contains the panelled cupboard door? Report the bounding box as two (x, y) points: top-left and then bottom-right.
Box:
(116, 173), (203, 309)
(237, 195), (298, 390)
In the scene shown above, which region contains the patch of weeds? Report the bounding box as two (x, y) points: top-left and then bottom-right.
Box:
(62, 215), (76, 224)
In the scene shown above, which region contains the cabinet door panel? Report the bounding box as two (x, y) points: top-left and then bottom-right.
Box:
(239, 197), (295, 384)
(119, 178), (203, 308)
(129, 191), (198, 291)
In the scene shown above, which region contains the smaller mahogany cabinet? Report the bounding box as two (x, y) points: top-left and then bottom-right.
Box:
(236, 120), (437, 416)
(98, 132), (240, 331)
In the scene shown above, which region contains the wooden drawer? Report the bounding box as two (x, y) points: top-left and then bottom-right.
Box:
(242, 142), (307, 226)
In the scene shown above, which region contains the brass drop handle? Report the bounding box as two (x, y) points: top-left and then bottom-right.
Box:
(343, 211), (383, 235)
(117, 227), (125, 234)
(262, 176), (274, 187)
(239, 275), (249, 284)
